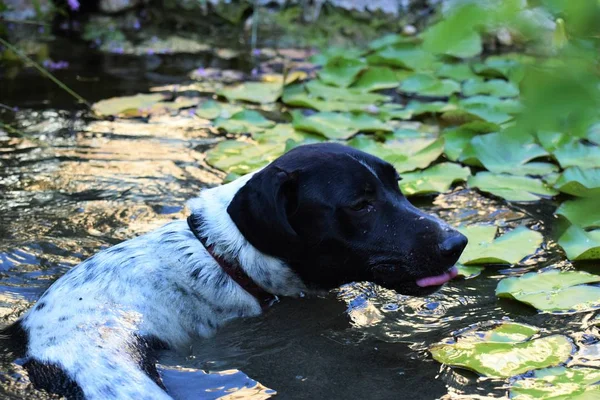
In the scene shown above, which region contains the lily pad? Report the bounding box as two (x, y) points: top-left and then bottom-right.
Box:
(536, 131), (571, 152)
(282, 85), (375, 113)
(349, 133), (444, 173)
(554, 168), (600, 197)
(92, 93), (167, 117)
(305, 81), (389, 103)
(472, 54), (531, 83)
(463, 79), (520, 98)
(511, 366), (600, 400)
(399, 74), (461, 97)
(196, 100), (242, 120)
(218, 82), (282, 104)
(368, 34), (418, 51)
(405, 101), (457, 116)
(399, 163), (470, 196)
(442, 106), (512, 125)
(496, 270), (600, 312)
(554, 140), (600, 169)
(436, 63), (478, 82)
(468, 172), (559, 202)
(556, 197), (600, 229)
(291, 111), (389, 140)
(367, 46), (438, 71)
(458, 225), (543, 265)
(351, 67), (400, 92)
(423, 25), (482, 58)
(456, 264), (484, 279)
(459, 95), (522, 114)
(318, 56), (367, 88)
(470, 132), (548, 173)
(206, 125), (322, 175)
(558, 225), (600, 261)
(213, 110), (275, 134)
(443, 127), (478, 161)
(430, 322), (572, 378)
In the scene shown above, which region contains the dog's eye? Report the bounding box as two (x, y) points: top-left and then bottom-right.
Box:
(350, 200), (374, 212)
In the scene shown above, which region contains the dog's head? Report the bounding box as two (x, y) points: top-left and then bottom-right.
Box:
(227, 143), (467, 296)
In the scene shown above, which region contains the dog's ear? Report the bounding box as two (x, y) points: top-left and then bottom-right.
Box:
(227, 166), (301, 259)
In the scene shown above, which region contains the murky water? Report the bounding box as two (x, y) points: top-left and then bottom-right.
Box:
(1, 38), (598, 400)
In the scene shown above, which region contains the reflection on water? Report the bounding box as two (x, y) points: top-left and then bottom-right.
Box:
(1, 40), (599, 400)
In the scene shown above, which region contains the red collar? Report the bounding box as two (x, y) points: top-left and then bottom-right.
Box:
(187, 215), (278, 311)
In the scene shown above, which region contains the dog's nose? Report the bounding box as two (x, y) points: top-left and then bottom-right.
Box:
(439, 233), (468, 261)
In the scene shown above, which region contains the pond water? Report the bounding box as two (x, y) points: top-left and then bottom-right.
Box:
(1, 38), (598, 400)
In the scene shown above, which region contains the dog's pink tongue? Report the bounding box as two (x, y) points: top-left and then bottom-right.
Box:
(416, 266), (459, 287)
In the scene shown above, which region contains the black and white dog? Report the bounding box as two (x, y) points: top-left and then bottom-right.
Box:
(4, 143), (467, 399)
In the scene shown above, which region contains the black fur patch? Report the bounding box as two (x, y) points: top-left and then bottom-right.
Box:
(23, 359), (85, 400)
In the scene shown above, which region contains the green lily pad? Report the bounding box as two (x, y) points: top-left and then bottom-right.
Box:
(463, 79), (520, 98)
(367, 46), (438, 71)
(318, 56), (367, 88)
(423, 25), (482, 58)
(368, 34), (418, 51)
(558, 225), (600, 261)
(405, 101), (457, 116)
(443, 127), (478, 162)
(309, 47), (365, 66)
(349, 133), (444, 173)
(442, 106), (512, 125)
(472, 54), (532, 83)
(459, 95), (523, 114)
(510, 162), (559, 177)
(282, 85), (375, 113)
(554, 140), (600, 169)
(536, 131), (571, 152)
(291, 111), (389, 140)
(399, 74), (461, 97)
(456, 264), (484, 279)
(92, 93), (167, 117)
(213, 110), (275, 134)
(351, 67), (400, 92)
(196, 100), (243, 120)
(430, 322), (572, 378)
(556, 197), (600, 229)
(218, 82), (282, 104)
(554, 168), (600, 197)
(377, 103), (413, 121)
(399, 163), (470, 196)
(206, 125), (321, 175)
(436, 63), (478, 82)
(305, 81), (389, 103)
(458, 225), (543, 265)
(468, 172), (559, 202)
(470, 132), (548, 173)
(496, 270), (600, 312)
(511, 366), (600, 400)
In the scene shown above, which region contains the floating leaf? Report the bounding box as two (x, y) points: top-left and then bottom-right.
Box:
(282, 84), (374, 113)
(305, 81), (389, 103)
(509, 162), (559, 177)
(556, 197), (600, 229)
(405, 101), (457, 116)
(430, 322), (572, 378)
(206, 125), (321, 175)
(424, 26), (482, 58)
(456, 264), (484, 279)
(443, 127), (478, 161)
(367, 46), (438, 71)
(554, 168), (600, 197)
(442, 106), (512, 125)
(218, 82), (282, 104)
(399, 74), (461, 97)
(460, 95), (522, 114)
(291, 111), (389, 140)
(213, 110), (274, 134)
(470, 132), (548, 173)
(196, 100), (242, 120)
(536, 131), (570, 152)
(318, 56), (367, 88)
(558, 225), (600, 261)
(468, 172), (558, 202)
(496, 270), (600, 312)
(554, 140), (600, 169)
(349, 133), (444, 173)
(472, 54), (532, 83)
(368, 34), (418, 51)
(436, 63), (478, 82)
(351, 67), (400, 91)
(458, 225), (543, 265)
(399, 163), (470, 196)
(511, 366), (600, 400)
(92, 93), (167, 117)
(463, 79), (520, 98)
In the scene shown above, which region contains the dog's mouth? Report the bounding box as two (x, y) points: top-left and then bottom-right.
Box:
(415, 266), (459, 288)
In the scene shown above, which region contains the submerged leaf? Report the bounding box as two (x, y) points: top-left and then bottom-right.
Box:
(558, 225), (600, 261)
(430, 322), (572, 378)
(458, 225), (543, 265)
(496, 270), (600, 312)
(399, 163), (470, 196)
(468, 172), (558, 202)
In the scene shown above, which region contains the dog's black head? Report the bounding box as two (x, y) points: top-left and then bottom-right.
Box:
(227, 143), (467, 296)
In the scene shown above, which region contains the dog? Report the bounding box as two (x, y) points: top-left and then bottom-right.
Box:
(3, 143), (467, 399)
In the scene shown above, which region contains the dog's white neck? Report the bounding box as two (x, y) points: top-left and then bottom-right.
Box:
(187, 174), (307, 299)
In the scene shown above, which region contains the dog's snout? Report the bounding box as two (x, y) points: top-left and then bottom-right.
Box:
(439, 233), (468, 261)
